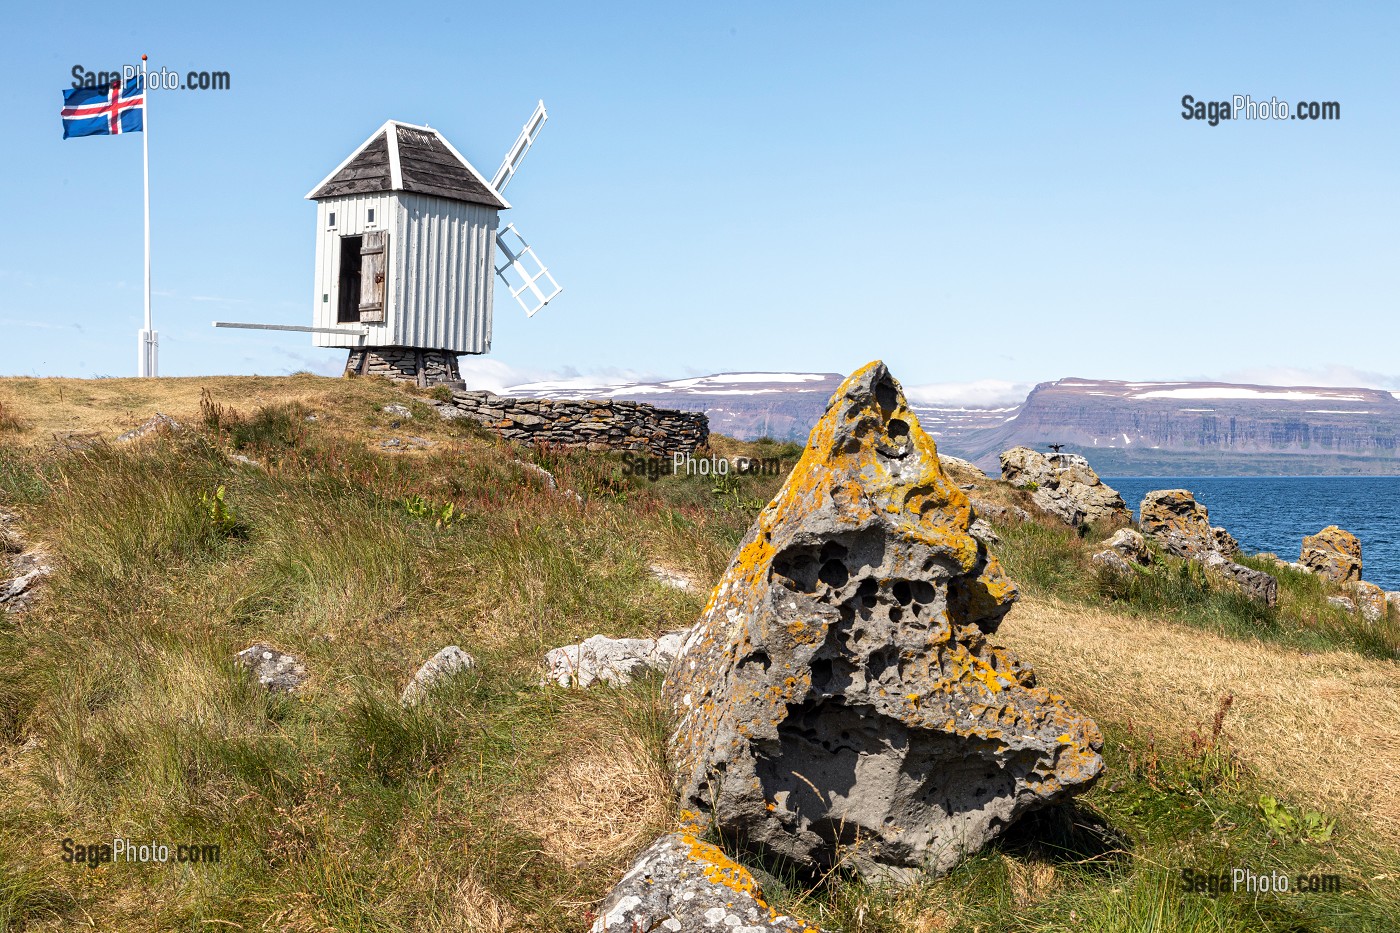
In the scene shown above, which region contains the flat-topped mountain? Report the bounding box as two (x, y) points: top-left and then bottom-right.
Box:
(952, 379), (1400, 475)
(508, 373), (1400, 475)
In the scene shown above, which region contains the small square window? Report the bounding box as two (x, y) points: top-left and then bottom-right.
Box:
(367, 208), (376, 223)
(328, 211), (336, 227)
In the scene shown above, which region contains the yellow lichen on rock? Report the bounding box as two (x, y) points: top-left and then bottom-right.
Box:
(664, 361), (1102, 882)
(660, 358), (1097, 885)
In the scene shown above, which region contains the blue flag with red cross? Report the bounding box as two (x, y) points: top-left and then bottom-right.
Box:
(61, 78), (145, 138)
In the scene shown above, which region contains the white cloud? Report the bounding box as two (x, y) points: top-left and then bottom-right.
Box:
(1214, 364), (1400, 392)
(903, 379), (1032, 408)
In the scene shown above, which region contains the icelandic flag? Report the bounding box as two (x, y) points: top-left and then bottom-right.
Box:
(62, 78), (144, 138)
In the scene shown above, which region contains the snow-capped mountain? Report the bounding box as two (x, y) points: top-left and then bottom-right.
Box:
(504, 372), (1017, 444)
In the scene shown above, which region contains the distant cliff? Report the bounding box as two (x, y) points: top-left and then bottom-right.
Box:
(505, 373), (1400, 475)
(946, 379), (1400, 475)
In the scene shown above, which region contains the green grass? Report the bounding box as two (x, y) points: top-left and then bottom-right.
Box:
(757, 719), (1400, 932)
(992, 515), (1400, 660)
(1, 394), (1397, 931)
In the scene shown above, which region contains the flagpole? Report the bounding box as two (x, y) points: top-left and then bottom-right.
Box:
(138, 53), (156, 377)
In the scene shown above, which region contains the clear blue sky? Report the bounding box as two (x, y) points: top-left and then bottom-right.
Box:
(4, 2), (1397, 400)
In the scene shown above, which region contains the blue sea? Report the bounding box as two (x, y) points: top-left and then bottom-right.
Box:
(1105, 477), (1400, 591)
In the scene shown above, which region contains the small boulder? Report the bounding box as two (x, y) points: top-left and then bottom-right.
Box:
(1139, 490), (1218, 559)
(381, 403), (414, 419)
(1102, 528), (1152, 566)
(1300, 526), (1363, 584)
(940, 454), (988, 479)
(400, 646), (477, 706)
(969, 517), (1000, 546)
(117, 412), (180, 443)
(1, 550), (52, 611)
(236, 644), (308, 693)
(1000, 447), (1129, 527)
(1090, 547), (1136, 577)
(589, 833), (824, 933)
(1345, 581), (1388, 623)
(543, 632), (686, 688)
(1200, 552), (1278, 608)
(649, 564), (696, 591)
(1328, 595), (1357, 613)
(1212, 527), (1241, 558)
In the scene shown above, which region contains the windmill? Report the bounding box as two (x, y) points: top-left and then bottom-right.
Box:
(215, 101), (563, 386)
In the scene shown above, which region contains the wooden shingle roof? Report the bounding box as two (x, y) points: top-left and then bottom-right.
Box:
(306, 121), (509, 209)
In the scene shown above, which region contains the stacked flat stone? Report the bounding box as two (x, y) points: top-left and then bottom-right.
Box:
(344, 347), (461, 384)
(443, 390), (709, 456)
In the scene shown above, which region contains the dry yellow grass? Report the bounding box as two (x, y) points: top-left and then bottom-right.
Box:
(511, 731), (671, 869)
(1004, 595), (1400, 835)
(0, 374), (445, 449)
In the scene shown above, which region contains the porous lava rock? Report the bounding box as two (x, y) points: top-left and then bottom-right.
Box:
(665, 362), (1103, 883)
(1139, 490), (1217, 559)
(589, 833), (825, 932)
(1300, 526), (1363, 584)
(998, 448), (1128, 527)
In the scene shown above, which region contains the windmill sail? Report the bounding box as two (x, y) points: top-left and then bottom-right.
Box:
(495, 223), (562, 317)
(492, 101), (548, 193)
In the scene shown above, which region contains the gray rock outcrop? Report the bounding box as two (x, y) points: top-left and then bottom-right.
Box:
(400, 646), (476, 706)
(1, 510), (51, 613)
(544, 632), (687, 688)
(1213, 527), (1240, 558)
(116, 412), (181, 442)
(940, 454), (988, 479)
(1300, 526), (1363, 584)
(1345, 581), (1388, 623)
(999, 447), (1129, 527)
(1139, 490), (1275, 606)
(1200, 552), (1278, 607)
(589, 833), (824, 932)
(666, 362), (1103, 883)
(236, 644), (308, 693)
(1103, 528), (1152, 565)
(1139, 490), (1218, 559)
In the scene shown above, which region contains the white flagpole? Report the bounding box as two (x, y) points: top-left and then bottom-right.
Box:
(138, 53), (157, 377)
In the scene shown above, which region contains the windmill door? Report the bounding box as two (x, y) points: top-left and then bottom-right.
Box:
(358, 231), (388, 323)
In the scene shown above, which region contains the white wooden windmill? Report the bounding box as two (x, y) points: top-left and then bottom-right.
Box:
(215, 102), (562, 386)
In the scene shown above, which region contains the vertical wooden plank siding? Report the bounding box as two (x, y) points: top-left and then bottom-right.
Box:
(311, 194), (395, 348)
(392, 194), (497, 355)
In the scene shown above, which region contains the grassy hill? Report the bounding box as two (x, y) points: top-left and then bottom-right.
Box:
(1, 375), (1397, 932)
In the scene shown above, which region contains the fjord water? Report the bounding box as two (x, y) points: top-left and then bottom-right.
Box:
(1107, 476), (1400, 591)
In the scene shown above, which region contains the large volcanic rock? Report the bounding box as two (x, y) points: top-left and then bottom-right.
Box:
(998, 447), (1128, 527)
(664, 362), (1103, 883)
(1139, 489), (1218, 559)
(1300, 526), (1363, 584)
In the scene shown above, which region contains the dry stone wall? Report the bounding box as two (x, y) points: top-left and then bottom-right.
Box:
(441, 390), (709, 456)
